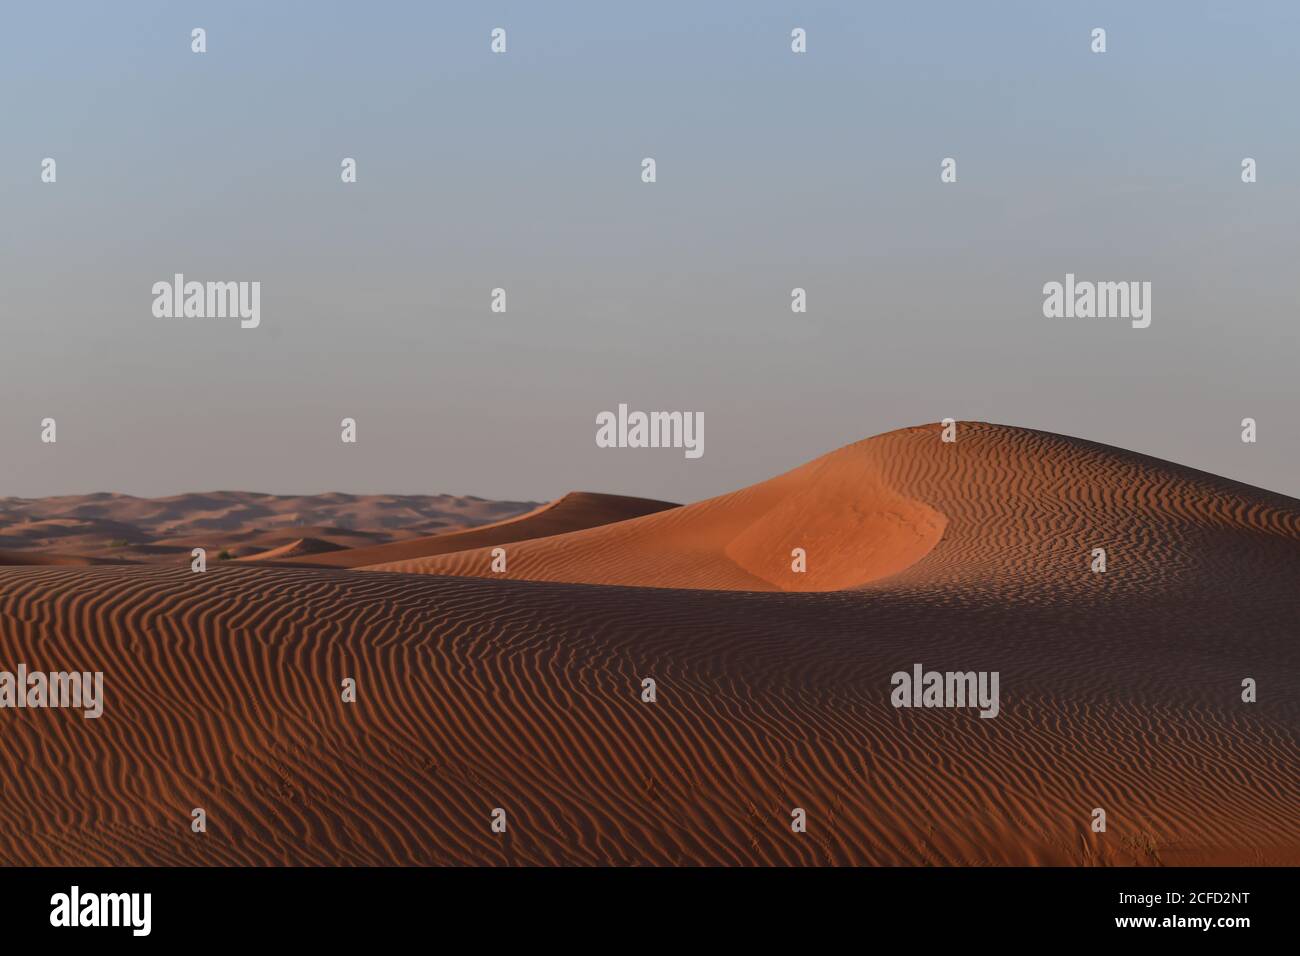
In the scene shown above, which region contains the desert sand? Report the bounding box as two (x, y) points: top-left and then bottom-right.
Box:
(0, 422), (1295, 866)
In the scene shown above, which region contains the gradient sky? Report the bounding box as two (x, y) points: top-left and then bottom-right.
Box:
(3, 1), (1297, 503)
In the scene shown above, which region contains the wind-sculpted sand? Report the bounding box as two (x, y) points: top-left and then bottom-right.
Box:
(0, 423), (1295, 866)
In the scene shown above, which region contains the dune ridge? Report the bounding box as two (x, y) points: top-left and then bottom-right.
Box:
(236, 538), (349, 562)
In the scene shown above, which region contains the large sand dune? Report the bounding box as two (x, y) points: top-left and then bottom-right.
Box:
(368, 423), (1300, 601)
(0, 423), (1295, 866)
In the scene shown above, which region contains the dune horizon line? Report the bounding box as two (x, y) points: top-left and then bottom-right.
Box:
(4, 419), (1295, 504)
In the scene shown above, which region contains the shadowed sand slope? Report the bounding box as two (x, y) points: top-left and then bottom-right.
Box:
(0, 423), (1295, 866)
(368, 423), (1300, 597)
(287, 492), (678, 569)
(0, 564), (1293, 866)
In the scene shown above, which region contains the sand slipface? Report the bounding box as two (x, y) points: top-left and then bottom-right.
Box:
(0, 422), (1296, 866)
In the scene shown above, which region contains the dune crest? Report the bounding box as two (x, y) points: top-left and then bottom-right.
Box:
(236, 537), (348, 562)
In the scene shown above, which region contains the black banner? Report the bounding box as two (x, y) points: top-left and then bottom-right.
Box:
(0, 866), (1285, 943)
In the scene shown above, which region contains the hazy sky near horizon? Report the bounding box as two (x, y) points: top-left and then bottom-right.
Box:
(3, 1), (1297, 503)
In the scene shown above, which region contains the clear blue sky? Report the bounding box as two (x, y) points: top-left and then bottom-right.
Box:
(3, 1), (1297, 501)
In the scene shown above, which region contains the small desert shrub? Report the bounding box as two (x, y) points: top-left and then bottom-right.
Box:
(109, 539), (131, 548)
(217, 549), (233, 561)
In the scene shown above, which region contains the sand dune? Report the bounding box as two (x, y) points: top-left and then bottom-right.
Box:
(370, 423), (1300, 600)
(0, 423), (1295, 866)
(287, 492), (679, 569)
(236, 537), (349, 562)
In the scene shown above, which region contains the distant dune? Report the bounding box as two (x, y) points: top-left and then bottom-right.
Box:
(0, 423), (1295, 866)
(286, 492), (679, 569)
(0, 491), (540, 564)
(236, 537), (350, 562)
(0, 549), (126, 567)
